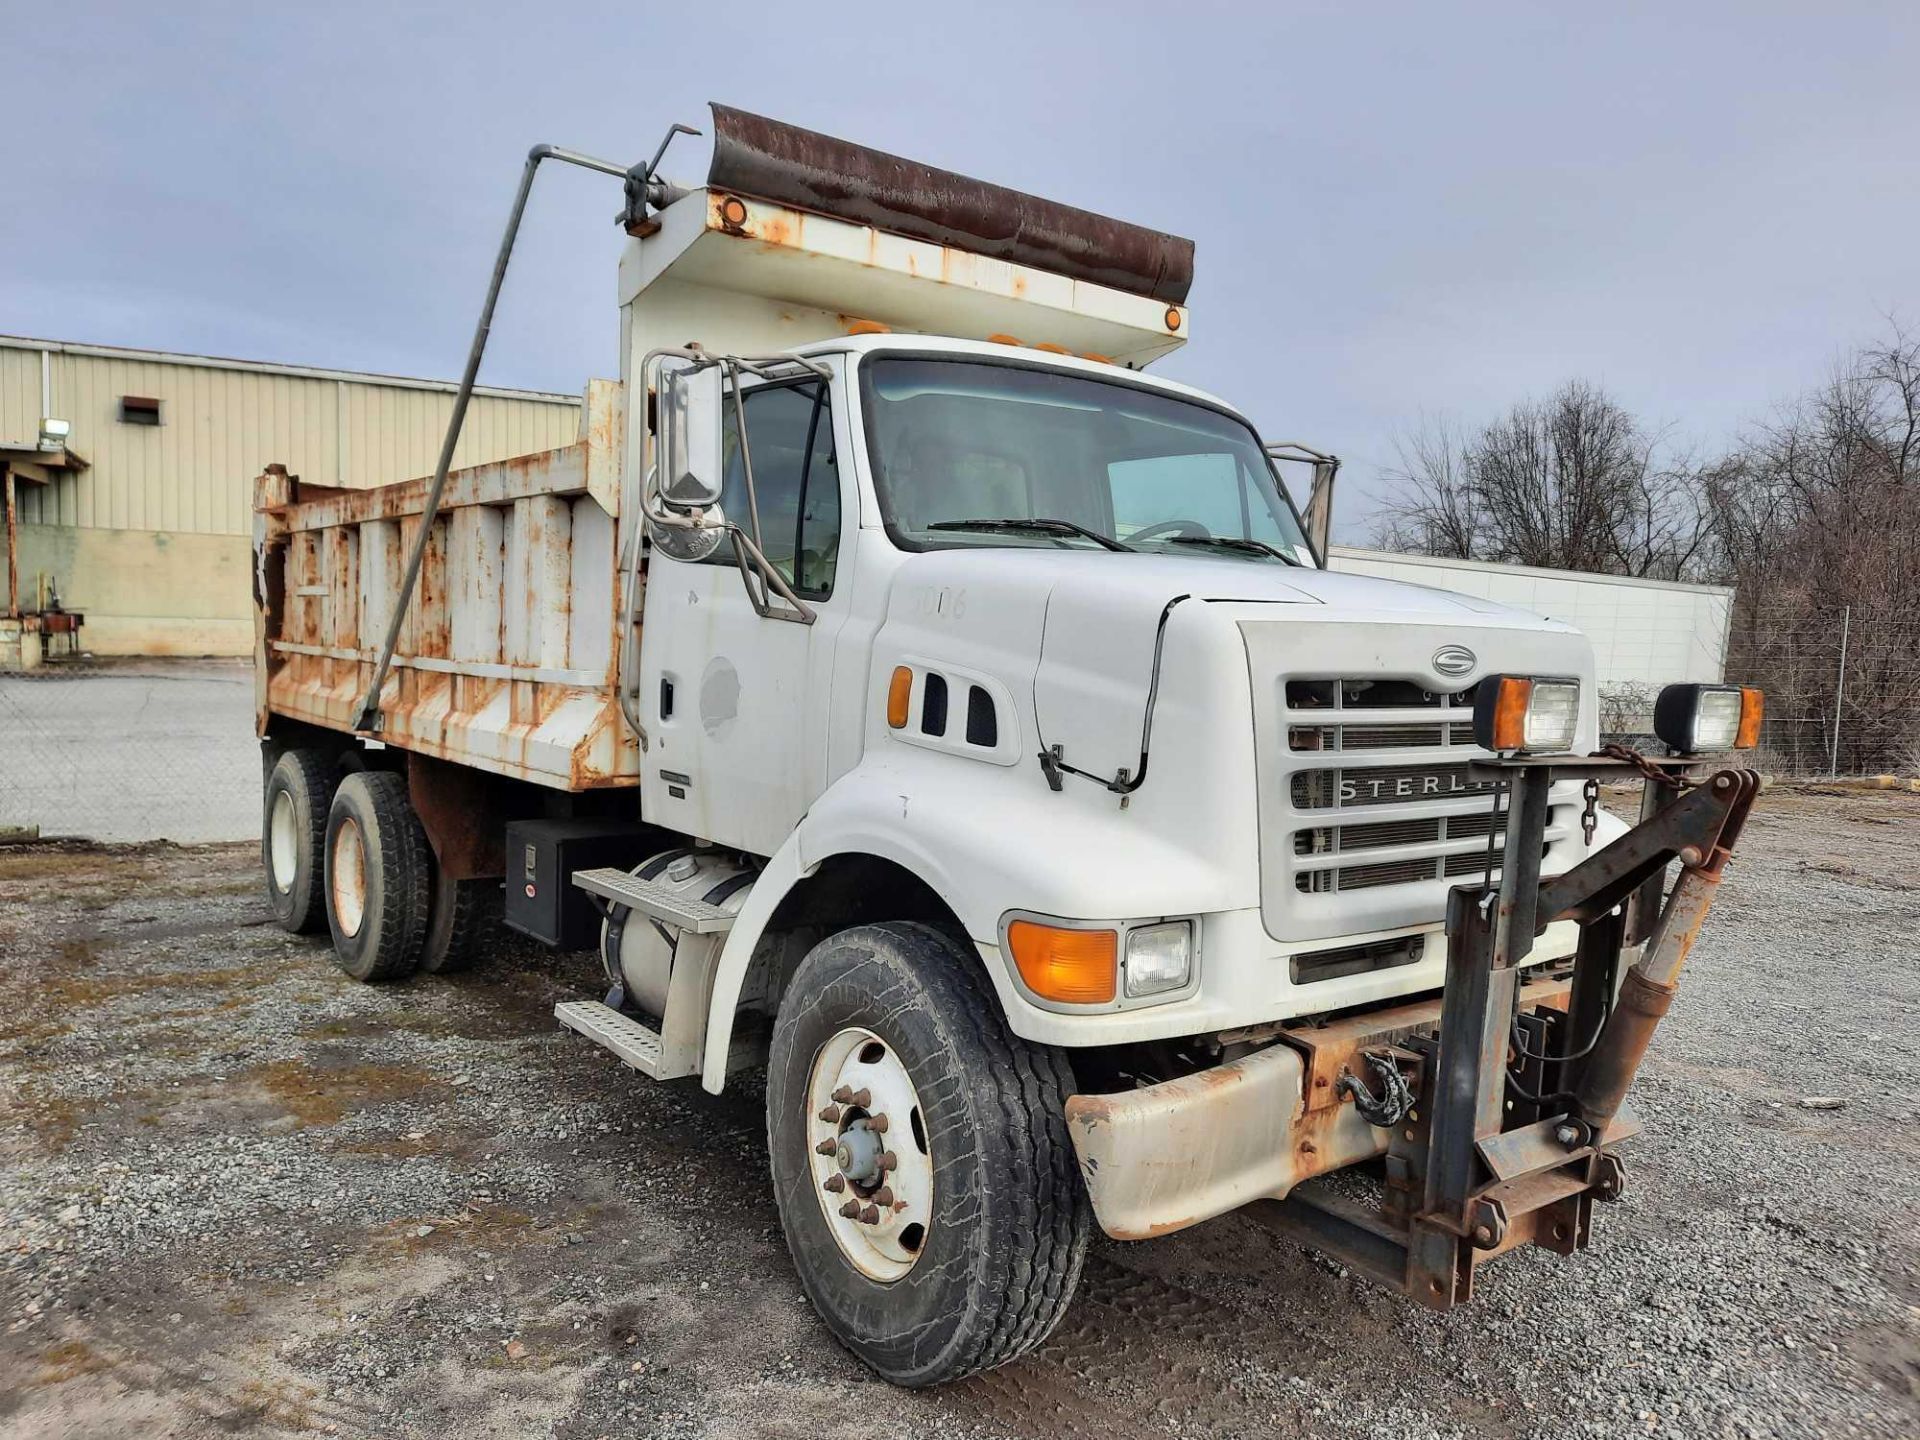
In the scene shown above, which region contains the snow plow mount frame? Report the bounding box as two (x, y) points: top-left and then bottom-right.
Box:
(1251, 754), (1761, 1309)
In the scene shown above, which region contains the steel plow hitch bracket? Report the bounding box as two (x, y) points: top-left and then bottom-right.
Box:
(1253, 753), (1760, 1311)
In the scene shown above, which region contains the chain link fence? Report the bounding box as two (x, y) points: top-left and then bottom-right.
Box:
(0, 653), (260, 843)
(1601, 605), (1919, 777)
(1730, 605), (1919, 776)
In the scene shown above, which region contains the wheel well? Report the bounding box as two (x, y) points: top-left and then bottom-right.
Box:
(768, 852), (969, 943)
(743, 853), (975, 1019)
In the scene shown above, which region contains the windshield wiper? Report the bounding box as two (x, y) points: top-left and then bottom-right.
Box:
(1164, 534), (1302, 566)
(928, 517), (1134, 553)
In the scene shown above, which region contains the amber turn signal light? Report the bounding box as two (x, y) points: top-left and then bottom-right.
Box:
(1007, 921), (1117, 1005)
(886, 666), (913, 729)
(1736, 687), (1764, 749)
(1477, 676), (1534, 752)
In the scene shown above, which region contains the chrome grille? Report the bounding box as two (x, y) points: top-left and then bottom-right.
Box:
(1284, 676), (1565, 896)
(1290, 761), (1494, 810)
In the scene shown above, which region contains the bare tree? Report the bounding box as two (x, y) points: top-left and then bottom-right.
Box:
(1373, 381), (1713, 580)
(1716, 322), (1920, 771)
(1372, 418), (1479, 558)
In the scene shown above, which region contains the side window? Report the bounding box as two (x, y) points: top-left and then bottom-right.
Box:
(709, 380), (841, 598)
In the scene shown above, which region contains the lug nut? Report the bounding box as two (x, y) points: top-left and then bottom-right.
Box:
(850, 1088), (872, 1109)
(823, 1174), (846, 1193)
(880, 1151), (898, 1172)
(839, 1199), (863, 1219)
(873, 1186), (894, 1206)
(867, 1114), (890, 1134)
(860, 1204), (881, 1225)
(818, 1104), (842, 1123)
(831, 1086), (854, 1104)
(815, 1139), (839, 1156)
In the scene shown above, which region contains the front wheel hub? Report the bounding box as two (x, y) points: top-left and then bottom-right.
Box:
(806, 1026), (933, 1282)
(834, 1121), (884, 1185)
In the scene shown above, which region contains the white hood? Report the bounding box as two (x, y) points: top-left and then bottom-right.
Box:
(885, 547), (1576, 793)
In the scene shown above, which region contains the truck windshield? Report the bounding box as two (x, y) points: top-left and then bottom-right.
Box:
(860, 357), (1314, 564)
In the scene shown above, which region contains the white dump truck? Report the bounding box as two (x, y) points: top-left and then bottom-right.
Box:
(254, 106), (1764, 1386)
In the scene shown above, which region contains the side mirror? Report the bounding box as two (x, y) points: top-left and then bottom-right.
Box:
(657, 363), (725, 510)
(1304, 457), (1338, 565)
(1265, 441), (1340, 567)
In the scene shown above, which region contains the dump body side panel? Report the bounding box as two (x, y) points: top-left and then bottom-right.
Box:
(252, 380), (638, 791)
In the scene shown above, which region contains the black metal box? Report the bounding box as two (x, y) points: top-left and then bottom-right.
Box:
(502, 818), (653, 949)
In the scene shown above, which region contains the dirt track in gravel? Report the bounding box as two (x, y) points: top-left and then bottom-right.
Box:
(3, 787), (1917, 1439)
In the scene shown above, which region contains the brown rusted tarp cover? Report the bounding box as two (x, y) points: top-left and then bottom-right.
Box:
(706, 103), (1195, 305)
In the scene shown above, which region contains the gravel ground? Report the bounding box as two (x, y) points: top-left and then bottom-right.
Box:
(2, 786), (1916, 1439)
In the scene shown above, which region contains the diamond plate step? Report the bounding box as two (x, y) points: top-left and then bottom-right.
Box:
(555, 999), (667, 1078)
(571, 868), (739, 933)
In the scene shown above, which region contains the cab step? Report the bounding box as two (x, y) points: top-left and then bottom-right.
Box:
(556, 999), (671, 1078)
(554, 998), (765, 1081)
(571, 867), (738, 933)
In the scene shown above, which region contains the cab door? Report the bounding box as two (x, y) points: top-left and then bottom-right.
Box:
(638, 366), (849, 855)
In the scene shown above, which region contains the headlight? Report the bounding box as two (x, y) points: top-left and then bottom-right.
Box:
(1124, 921), (1193, 998)
(1471, 675), (1581, 755)
(1654, 684), (1763, 754)
(1003, 915), (1196, 1007)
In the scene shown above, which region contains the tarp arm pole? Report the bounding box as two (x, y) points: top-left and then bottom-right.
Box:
(351, 143), (639, 733)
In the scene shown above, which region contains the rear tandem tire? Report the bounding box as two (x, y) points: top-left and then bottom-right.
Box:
(420, 865), (494, 975)
(323, 770), (431, 983)
(263, 747), (336, 935)
(766, 921), (1091, 1387)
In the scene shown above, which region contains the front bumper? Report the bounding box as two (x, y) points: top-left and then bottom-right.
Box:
(1064, 973), (1572, 1241)
(1071, 753), (1759, 1319)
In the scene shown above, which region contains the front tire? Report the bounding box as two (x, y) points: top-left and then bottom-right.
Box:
(323, 770), (431, 983)
(766, 922), (1090, 1387)
(263, 747), (336, 934)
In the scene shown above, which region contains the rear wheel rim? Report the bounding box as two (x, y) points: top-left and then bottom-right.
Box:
(268, 790), (298, 893)
(806, 1026), (934, 1283)
(330, 817), (367, 938)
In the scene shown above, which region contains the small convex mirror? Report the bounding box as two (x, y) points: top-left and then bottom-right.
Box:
(657, 363), (725, 510)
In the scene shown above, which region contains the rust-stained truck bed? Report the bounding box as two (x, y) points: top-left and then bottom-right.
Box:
(252, 380), (637, 790)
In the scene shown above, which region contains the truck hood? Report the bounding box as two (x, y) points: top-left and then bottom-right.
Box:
(883, 547), (1574, 792)
(892, 547), (1544, 623)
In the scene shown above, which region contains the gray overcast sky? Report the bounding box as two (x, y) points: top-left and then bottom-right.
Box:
(7, 1), (1916, 535)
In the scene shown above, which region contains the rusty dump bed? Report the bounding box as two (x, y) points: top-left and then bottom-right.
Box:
(251, 382), (637, 791)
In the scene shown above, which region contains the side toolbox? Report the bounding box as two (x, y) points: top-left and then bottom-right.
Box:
(502, 818), (654, 948)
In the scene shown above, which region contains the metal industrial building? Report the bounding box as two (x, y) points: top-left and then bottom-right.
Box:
(1327, 546), (1732, 693)
(0, 335), (583, 655)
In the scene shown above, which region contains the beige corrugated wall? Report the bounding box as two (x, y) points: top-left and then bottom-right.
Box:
(1, 337), (585, 654)
(4, 341), (582, 534)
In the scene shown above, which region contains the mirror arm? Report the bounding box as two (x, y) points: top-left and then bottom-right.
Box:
(727, 372), (771, 582)
(730, 526), (816, 625)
